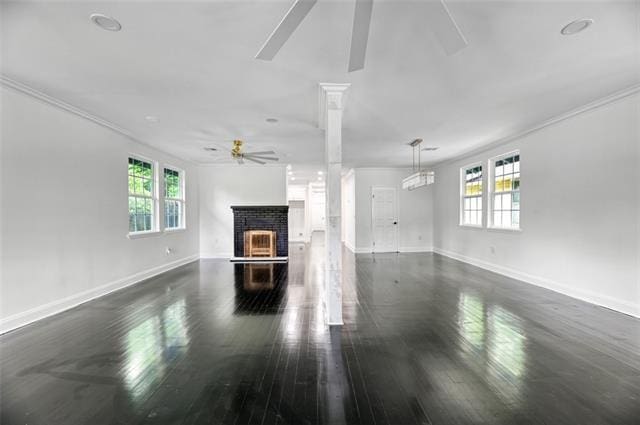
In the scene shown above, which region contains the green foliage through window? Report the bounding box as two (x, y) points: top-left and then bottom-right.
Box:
(129, 157), (155, 232)
(164, 168), (184, 229)
(492, 153), (520, 229)
(462, 165), (483, 226)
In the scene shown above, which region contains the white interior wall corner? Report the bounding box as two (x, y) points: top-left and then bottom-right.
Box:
(431, 92), (640, 318)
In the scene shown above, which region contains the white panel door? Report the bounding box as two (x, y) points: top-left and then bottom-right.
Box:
(371, 187), (398, 253)
(288, 200), (305, 241)
(311, 190), (326, 231)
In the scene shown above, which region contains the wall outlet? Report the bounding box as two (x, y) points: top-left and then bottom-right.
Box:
(418, 235), (422, 241)
(490, 246), (495, 254)
(165, 247), (172, 255)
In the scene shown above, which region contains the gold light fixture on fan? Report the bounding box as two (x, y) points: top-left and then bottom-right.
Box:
(229, 140), (279, 165)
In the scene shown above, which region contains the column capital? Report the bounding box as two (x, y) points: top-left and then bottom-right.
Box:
(318, 83), (350, 130)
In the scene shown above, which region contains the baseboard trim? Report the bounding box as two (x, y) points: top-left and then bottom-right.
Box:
(433, 248), (640, 318)
(200, 252), (232, 259)
(399, 246), (433, 253)
(0, 254), (200, 335)
(344, 240), (356, 253)
(351, 246), (434, 254)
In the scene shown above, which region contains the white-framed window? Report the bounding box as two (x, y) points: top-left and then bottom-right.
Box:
(164, 167), (185, 229)
(490, 152), (520, 229)
(128, 156), (158, 233)
(461, 164), (483, 226)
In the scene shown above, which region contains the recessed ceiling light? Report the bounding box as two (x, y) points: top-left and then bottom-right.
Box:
(317, 171), (323, 175)
(288, 171), (293, 175)
(291, 177), (296, 181)
(90, 13), (122, 32)
(422, 147), (439, 151)
(266, 118), (279, 123)
(318, 177), (323, 181)
(204, 147), (217, 151)
(561, 18), (594, 35)
(145, 115), (159, 123)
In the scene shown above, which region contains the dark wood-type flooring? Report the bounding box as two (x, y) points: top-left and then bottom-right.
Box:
(1, 234), (639, 424)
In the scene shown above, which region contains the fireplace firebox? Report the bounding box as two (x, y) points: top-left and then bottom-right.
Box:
(244, 230), (276, 257)
(231, 205), (288, 261)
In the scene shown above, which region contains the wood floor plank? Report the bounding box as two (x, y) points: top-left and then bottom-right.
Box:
(1, 234), (639, 424)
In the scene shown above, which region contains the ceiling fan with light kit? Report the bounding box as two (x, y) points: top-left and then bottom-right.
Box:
(206, 140), (280, 165)
(255, 0), (467, 72)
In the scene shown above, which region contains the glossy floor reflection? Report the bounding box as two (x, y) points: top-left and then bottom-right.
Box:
(1, 234), (639, 424)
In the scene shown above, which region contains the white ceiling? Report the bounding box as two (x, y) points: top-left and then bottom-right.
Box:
(2, 0), (638, 167)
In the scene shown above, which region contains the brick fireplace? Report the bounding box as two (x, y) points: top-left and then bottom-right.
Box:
(231, 205), (289, 260)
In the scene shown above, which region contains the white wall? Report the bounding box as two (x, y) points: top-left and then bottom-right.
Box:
(287, 184), (307, 201)
(433, 92), (640, 317)
(353, 168), (434, 253)
(342, 170), (356, 250)
(198, 165), (286, 257)
(0, 87), (200, 333)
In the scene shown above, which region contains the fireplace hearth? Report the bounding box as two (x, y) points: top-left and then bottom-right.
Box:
(231, 205), (288, 261)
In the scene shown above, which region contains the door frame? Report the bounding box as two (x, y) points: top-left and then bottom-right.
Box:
(370, 186), (399, 253)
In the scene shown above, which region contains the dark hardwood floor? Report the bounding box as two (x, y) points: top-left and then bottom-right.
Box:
(1, 234), (639, 424)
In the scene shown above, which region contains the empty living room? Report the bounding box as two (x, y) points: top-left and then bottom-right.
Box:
(1, 0), (639, 424)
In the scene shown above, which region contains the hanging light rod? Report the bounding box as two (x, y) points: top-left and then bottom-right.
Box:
(402, 138), (434, 190)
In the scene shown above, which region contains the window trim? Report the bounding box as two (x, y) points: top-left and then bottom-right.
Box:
(459, 161), (484, 228)
(163, 165), (186, 231)
(488, 150), (521, 231)
(127, 154), (160, 236)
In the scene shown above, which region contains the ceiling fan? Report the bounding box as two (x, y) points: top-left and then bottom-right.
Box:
(255, 0), (467, 72)
(228, 140), (280, 165)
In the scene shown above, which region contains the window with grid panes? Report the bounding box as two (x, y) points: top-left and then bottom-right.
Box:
(128, 157), (157, 233)
(461, 165), (483, 226)
(491, 153), (520, 229)
(164, 167), (185, 229)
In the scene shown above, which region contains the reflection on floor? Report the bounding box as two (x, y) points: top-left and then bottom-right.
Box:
(1, 234), (639, 424)
(234, 263), (288, 315)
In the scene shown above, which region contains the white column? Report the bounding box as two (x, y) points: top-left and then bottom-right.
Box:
(319, 83), (350, 326)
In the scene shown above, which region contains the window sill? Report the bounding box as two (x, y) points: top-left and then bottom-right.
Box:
(128, 230), (162, 239)
(487, 226), (521, 233)
(164, 227), (186, 234)
(459, 224), (484, 230)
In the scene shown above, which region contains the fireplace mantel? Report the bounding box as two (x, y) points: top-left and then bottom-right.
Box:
(231, 205), (289, 211)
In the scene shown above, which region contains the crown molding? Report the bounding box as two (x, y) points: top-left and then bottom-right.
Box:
(353, 167), (415, 171)
(433, 83), (640, 168)
(1, 75), (143, 141)
(0, 74), (198, 165)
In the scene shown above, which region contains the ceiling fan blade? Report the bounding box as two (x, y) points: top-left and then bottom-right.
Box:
(429, 0), (468, 56)
(245, 151), (275, 156)
(244, 155), (279, 161)
(255, 0), (318, 60)
(245, 157), (266, 165)
(348, 0), (373, 72)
